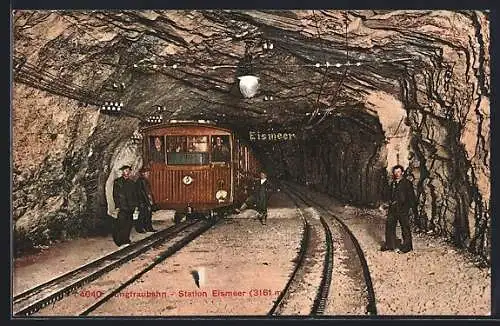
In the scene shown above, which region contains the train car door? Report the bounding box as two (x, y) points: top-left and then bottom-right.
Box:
(210, 134), (232, 202)
(235, 138), (240, 187)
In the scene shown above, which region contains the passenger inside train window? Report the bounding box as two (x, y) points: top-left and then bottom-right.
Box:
(167, 136), (186, 152)
(166, 136), (209, 165)
(187, 136), (209, 152)
(211, 135), (230, 162)
(150, 136), (166, 163)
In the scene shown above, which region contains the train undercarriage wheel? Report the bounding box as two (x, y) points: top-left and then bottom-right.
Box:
(208, 210), (216, 222)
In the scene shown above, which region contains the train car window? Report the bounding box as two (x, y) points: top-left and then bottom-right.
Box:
(211, 135), (230, 163)
(150, 136), (166, 163)
(166, 136), (186, 153)
(166, 136), (209, 165)
(188, 136), (209, 152)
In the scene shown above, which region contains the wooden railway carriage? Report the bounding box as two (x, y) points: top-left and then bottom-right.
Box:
(141, 120), (261, 221)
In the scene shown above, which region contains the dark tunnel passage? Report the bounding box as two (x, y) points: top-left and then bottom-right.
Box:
(11, 10), (490, 265)
(248, 109), (388, 207)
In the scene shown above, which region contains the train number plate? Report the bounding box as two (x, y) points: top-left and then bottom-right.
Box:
(182, 175), (193, 185)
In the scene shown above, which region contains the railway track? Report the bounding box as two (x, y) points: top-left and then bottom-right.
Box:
(13, 218), (218, 317)
(285, 183), (378, 315)
(267, 187), (310, 315)
(79, 217), (218, 315)
(268, 186), (334, 315)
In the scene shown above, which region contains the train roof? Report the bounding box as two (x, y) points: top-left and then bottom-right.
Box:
(140, 120), (232, 133)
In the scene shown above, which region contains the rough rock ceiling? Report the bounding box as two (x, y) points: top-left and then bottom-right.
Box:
(13, 10), (489, 132)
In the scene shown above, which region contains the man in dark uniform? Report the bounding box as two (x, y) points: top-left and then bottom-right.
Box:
(235, 171), (271, 225)
(211, 136), (230, 162)
(112, 165), (139, 246)
(151, 136), (165, 163)
(135, 168), (157, 233)
(380, 164), (416, 253)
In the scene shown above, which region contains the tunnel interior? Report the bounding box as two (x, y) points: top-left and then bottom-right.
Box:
(245, 106), (387, 207)
(11, 10), (490, 262)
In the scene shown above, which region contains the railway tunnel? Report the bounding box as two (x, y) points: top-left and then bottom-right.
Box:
(11, 10), (491, 316)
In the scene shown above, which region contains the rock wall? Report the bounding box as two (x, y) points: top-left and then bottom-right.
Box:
(365, 91), (411, 172)
(12, 83), (140, 254)
(273, 12), (491, 262)
(274, 35), (490, 262)
(275, 87), (490, 262)
(395, 12), (491, 261)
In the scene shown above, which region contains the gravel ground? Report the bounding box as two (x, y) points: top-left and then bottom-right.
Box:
(13, 185), (490, 316)
(33, 219), (210, 316)
(13, 210), (175, 296)
(275, 197), (326, 315)
(89, 192), (303, 316)
(14, 193), (304, 316)
(292, 184), (491, 316)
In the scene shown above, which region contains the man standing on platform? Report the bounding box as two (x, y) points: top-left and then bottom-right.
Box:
(112, 165), (139, 246)
(135, 168), (157, 233)
(380, 164), (416, 253)
(235, 171), (271, 225)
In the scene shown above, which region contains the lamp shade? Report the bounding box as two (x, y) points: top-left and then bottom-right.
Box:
(237, 75), (259, 98)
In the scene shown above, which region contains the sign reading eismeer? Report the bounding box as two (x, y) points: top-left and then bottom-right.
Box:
(249, 131), (297, 141)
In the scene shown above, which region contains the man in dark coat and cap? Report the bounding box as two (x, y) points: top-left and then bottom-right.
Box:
(135, 168), (157, 232)
(235, 171), (271, 225)
(112, 165), (139, 246)
(380, 164), (416, 253)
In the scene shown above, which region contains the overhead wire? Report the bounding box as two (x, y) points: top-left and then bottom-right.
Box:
(311, 10), (350, 127)
(135, 61), (408, 70)
(305, 10), (329, 125)
(13, 56), (144, 120)
(14, 58), (99, 103)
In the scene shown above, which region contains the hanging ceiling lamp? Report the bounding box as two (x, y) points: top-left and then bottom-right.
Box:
(236, 43), (259, 99)
(238, 75), (259, 98)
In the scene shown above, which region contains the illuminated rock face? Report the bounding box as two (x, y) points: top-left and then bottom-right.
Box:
(12, 83), (142, 253)
(12, 10), (490, 260)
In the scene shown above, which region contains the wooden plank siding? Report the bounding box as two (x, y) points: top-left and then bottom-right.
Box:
(141, 122), (260, 213)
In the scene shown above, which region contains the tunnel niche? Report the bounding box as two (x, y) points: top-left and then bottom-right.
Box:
(104, 136), (143, 218)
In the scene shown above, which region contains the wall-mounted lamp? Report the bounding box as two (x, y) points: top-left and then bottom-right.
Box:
(100, 101), (123, 112)
(262, 41), (274, 51)
(263, 95), (274, 101)
(146, 115), (163, 124)
(112, 82), (126, 91)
